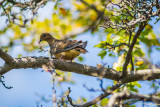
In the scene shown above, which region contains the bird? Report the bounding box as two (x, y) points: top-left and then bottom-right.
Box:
(39, 33), (88, 62)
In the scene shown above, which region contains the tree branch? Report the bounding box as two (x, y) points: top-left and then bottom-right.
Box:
(107, 91), (160, 107)
(79, 0), (102, 14)
(0, 48), (14, 64)
(1, 48), (160, 82)
(63, 0), (108, 40)
(1, 48), (160, 106)
(62, 26), (91, 40)
(0, 0), (5, 5)
(122, 23), (146, 77)
(0, 56), (121, 80)
(104, 42), (129, 49)
(79, 80), (125, 107)
(67, 87), (79, 107)
(1, 0), (48, 27)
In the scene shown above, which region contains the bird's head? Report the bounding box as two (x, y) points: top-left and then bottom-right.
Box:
(39, 33), (54, 43)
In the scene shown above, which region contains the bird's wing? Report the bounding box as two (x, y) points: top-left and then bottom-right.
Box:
(53, 40), (88, 54)
(64, 40), (87, 51)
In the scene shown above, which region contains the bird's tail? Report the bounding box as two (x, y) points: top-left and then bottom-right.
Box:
(81, 48), (88, 54)
(82, 41), (88, 49)
(75, 48), (88, 54)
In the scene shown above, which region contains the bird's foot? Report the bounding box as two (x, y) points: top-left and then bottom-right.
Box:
(51, 56), (57, 59)
(47, 69), (55, 74)
(70, 60), (73, 62)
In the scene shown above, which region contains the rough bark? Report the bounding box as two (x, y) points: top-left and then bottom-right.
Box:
(1, 48), (160, 82)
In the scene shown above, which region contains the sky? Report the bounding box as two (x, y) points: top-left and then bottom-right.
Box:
(0, 1), (160, 107)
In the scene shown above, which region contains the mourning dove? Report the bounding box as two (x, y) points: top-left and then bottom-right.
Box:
(39, 33), (88, 62)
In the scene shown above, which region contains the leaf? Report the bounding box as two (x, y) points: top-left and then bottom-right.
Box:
(59, 8), (67, 16)
(135, 61), (144, 66)
(18, 54), (22, 58)
(109, 53), (115, 57)
(77, 56), (84, 62)
(82, 97), (87, 102)
(94, 41), (106, 48)
(134, 82), (141, 88)
(98, 50), (107, 59)
(106, 33), (113, 44)
(133, 47), (145, 57)
(127, 82), (141, 92)
(145, 24), (153, 30)
(100, 98), (108, 106)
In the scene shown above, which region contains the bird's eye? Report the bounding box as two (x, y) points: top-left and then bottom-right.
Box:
(43, 34), (46, 37)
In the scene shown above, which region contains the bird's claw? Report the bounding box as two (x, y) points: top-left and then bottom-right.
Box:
(47, 69), (55, 74)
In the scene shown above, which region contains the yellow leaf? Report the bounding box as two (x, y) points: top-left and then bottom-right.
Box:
(145, 24), (152, 30)
(75, 23), (81, 27)
(135, 61), (144, 66)
(59, 8), (67, 16)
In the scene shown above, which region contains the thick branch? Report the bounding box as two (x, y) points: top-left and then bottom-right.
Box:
(0, 45), (160, 83)
(0, 55), (160, 82)
(0, 56), (121, 80)
(107, 91), (160, 107)
(0, 48), (14, 64)
(122, 23), (146, 77)
(107, 90), (126, 107)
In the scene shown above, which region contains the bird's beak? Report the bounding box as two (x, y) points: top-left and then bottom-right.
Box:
(39, 39), (42, 44)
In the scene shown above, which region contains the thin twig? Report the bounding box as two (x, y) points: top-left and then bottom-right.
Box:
(67, 87), (78, 107)
(79, 80), (125, 107)
(0, 76), (13, 89)
(104, 42), (130, 50)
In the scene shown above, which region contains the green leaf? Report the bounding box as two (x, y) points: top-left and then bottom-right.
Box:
(100, 98), (108, 106)
(134, 82), (141, 88)
(98, 50), (107, 59)
(77, 56), (84, 62)
(127, 82), (141, 93)
(82, 97), (87, 102)
(133, 47), (145, 57)
(18, 54), (22, 58)
(94, 41), (106, 48)
(109, 53), (115, 57)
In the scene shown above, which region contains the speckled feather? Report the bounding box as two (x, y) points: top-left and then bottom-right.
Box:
(39, 33), (88, 61)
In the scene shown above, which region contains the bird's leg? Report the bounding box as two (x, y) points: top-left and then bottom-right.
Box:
(48, 61), (56, 74)
(50, 51), (53, 58)
(70, 59), (73, 62)
(48, 69), (55, 74)
(50, 52), (57, 59)
(51, 56), (56, 59)
(70, 58), (74, 62)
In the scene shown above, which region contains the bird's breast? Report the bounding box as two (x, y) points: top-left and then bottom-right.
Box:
(54, 50), (80, 61)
